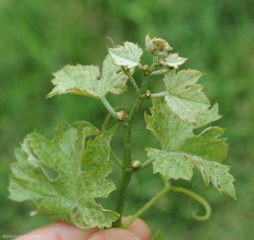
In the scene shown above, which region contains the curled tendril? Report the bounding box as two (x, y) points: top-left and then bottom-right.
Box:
(170, 186), (212, 221)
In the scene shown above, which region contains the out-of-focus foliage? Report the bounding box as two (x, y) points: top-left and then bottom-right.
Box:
(1, 0), (253, 238)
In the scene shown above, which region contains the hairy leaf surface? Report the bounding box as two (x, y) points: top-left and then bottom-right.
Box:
(164, 53), (187, 69)
(164, 69), (210, 124)
(145, 99), (236, 199)
(46, 55), (128, 99)
(9, 122), (119, 229)
(108, 42), (143, 68)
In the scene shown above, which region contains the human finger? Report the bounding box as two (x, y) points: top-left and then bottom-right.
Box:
(15, 221), (99, 240)
(87, 227), (143, 240)
(125, 218), (151, 240)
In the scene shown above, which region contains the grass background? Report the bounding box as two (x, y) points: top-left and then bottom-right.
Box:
(1, 0), (253, 239)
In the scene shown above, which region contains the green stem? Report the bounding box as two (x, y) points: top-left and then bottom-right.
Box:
(122, 184), (171, 228)
(113, 124), (133, 227)
(122, 185), (211, 228)
(113, 76), (149, 227)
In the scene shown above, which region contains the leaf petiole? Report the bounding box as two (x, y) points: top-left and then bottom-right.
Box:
(126, 158), (155, 172)
(150, 91), (167, 98)
(125, 68), (140, 94)
(110, 149), (123, 169)
(100, 96), (118, 120)
(151, 68), (170, 76)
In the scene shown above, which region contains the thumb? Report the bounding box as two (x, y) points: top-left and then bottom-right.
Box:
(87, 228), (142, 240)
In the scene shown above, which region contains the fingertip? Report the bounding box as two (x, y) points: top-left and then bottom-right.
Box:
(124, 218), (152, 240)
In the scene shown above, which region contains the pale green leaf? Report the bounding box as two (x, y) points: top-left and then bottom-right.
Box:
(147, 148), (236, 199)
(145, 99), (227, 162)
(195, 103), (221, 128)
(164, 53), (187, 69)
(164, 69), (210, 124)
(147, 148), (194, 181)
(152, 230), (165, 240)
(145, 99), (235, 198)
(9, 122), (119, 229)
(108, 42), (143, 68)
(46, 55), (128, 99)
(183, 127), (228, 162)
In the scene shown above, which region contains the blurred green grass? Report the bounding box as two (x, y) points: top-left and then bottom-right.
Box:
(1, 0), (254, 238)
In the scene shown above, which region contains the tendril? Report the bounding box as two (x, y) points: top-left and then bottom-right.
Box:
(170, 186), (211, 221)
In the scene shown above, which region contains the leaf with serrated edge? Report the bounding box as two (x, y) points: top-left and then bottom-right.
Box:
(145, 99), (227, 162)
(164, 69), (210, 124)
(147, 148), (236, 199)
(147, 149), (194, 181)
(9, 122), (119, 229)
(164, 53), (187, 69)
(145, 99), (235, 199)
(195, 103), (221, 128)
(108, 42), (143, 68)
(46, 55), (128, 99)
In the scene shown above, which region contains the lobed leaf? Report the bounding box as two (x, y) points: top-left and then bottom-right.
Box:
(164, 69), (210, 124)
(9, 121), (119, 229)
(145, 99), (227, 162)
(46, 55), (128, 99)
(145, 99), (235, 199)
(108, 42), (143, 68)
(146, 148), (236, 199)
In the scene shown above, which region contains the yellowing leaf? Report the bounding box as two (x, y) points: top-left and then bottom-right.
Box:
(46, 55), (128, 99)
(164, 69), (210, 124)
(145, 99), (235, 199)
(108, 42), (143, 68)
(9, 122), (119, 229)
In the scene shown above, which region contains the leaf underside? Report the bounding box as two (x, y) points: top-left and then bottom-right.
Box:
(9, 121), (119, 229)
(145, 99), (236, 199)
(108, 41), (143, 68)
(164, 53), (187, 69)
(46, 55), (128, 99)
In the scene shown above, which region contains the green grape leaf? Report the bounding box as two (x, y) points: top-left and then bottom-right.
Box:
(164, 69), (210, 124)
(164, 53), (187, 69)
(145, 99), (236, 199)
(46, 55), (128, 99)
(145, 99), (227, 162)
(152, 230), (165, 240)
(108, 42), (143, 68)
(9, 122), (120, 229)
(195, 103), (221, 128)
